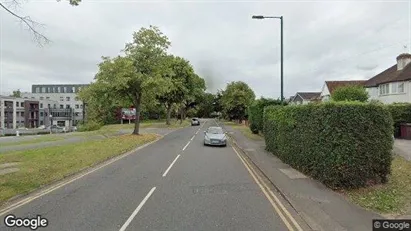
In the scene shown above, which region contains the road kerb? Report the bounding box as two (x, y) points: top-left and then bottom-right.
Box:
(0, 134), (167, 216)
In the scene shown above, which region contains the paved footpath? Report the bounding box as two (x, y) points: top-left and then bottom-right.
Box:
(220, 122), (382, 231)
(0, 119), (308, 230)
(0, 128), (173, 154)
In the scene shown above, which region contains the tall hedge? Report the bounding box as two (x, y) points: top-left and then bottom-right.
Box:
(386, 103), (411, 137)
(248, 98), (284, 134)
(263, 102), (393, 189)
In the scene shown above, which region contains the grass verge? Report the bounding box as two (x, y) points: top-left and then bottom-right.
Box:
(222, 121), (264, 141)
(0, 136), (65, 147)
(344, 155), (411, 216)
(0, 133), (159, 205)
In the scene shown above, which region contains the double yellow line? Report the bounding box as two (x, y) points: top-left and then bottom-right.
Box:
(231, 145), (304, 231)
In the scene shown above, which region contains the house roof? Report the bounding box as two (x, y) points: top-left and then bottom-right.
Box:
(295, 92), (321, 100)
(325, 80), (367, 94)
(364, 63), (411, 87)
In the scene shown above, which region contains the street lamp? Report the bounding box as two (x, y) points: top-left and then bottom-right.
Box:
(49, 114), (53, 134)
(252, 15), (284, 102)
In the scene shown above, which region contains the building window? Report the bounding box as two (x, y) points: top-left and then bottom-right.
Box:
(40, 97), (44, 100)
(66, 97), (70, 101)
(21, 112), (24, 117)
(40, 103), (43, 108)
(40, 112), (44, 117)
(80, 104), (83, 109)
(64, 87), (67, 93)
(75, 97), (79, 101)
(60, 96), (64, 101)
(398, 82), (405, 93)
(71, 87), (75, 92)
(51, 87), (54, 93)
(48, 104), (51, 108)
(16, 102), (19, 107)
(46, 97), (50, 100)
(66, 105), (70, 109)
(21, 102), (24, 107)
(36, 87), (40, 93)
(57, 87), (61, 93)
(379, 84), (390, 95)
(24, 97), (28, 99)
(54, 104), (57, 109)
(75, 104), (79, 109)
(42, 87), (46, 93)
(40, 121), (44, 125)
(60, 105), (64, 109)
(31, 97), (35, 99)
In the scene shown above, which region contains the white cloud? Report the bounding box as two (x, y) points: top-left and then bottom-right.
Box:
(0, 0), (410, 99)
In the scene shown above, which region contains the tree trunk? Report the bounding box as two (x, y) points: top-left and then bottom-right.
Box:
(166, 105), (172, 125)
(133, 94), (142, 135)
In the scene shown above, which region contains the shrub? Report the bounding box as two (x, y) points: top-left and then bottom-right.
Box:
(249, 98), (284, 134)
(331, 85), (369, 102)
(77, 120), (103, 132)
(386, 103), (411, 137)
(263, 102), (393, 189)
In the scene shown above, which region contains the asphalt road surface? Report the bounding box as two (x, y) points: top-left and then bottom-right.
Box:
(0, 119), (306, 231)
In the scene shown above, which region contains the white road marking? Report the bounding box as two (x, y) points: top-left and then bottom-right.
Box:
(0, 138), (162, 216)
(162, 155), (181, 177)
(182, 141), (190, 151)
(119, 187), (156, 231)
(190, 135), (195, 141)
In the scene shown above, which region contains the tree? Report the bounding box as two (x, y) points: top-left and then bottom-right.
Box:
(221, 81), (255, 121)
(90, 26), (171, 135)
(196, 92), (216, 118)
(331, 85), (369, 102)
(10, 89), (21, 98)
(248, 97), (284, 134)
(157, 55), (197, 125)
(0, 0), (81, 46)
(179, 74), (206, 122)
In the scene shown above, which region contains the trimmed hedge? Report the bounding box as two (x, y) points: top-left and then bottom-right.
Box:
(386, 103), (411, 137)
(263, 102), (393, 189)
(248, 98), (283, 134)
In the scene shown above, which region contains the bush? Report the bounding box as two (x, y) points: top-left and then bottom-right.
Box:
(386, 103), (411, 137)
(331, 85), (369, 102)
(263, 102), (393, 189)
(77, 121), (103, 132)
(248, 98), (284, 134)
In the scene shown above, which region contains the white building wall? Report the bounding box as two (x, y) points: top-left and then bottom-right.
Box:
(320, 83), (331, 102)
(367, 81), (411, 104)
(21, 92), (83, 114)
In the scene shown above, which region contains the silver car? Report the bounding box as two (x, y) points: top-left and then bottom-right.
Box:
(204, 126), (227, 147)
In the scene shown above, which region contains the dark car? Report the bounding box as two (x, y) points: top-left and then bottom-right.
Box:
(204, 126), (227, 147)
(191, 118), (200, 126)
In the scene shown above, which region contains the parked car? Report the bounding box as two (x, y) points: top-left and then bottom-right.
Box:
(191, 118), (200, 126)
(204, 126), (227, 147)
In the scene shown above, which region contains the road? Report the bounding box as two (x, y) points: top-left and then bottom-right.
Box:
(0, 119), (306, 231)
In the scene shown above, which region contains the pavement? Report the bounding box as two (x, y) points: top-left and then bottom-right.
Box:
(393, 138), (411, 161)
(220, 123), (382, 231)
(0, 119), (310, 231)
(0, 128), (173, 154)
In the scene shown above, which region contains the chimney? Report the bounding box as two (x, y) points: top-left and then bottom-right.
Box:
(396, 53), (411, 71)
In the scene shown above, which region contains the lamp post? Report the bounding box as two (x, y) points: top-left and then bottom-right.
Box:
(49, 114), (53, 134)
(252, 15), (284, 103)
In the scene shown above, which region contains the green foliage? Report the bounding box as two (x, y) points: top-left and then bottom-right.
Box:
(331, 85), (369, 102)
(248, 97), (284, 134)
(221, 81), (255, 121)
(10, 89), (21, 98)
(386, 103), (411, 137)
(196, 92), (216, 118)
(263, 102), (393, 189)
(77, 121), (103, 132)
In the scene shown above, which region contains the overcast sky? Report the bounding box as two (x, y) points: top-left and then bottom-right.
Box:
(0, 0), (410, 99)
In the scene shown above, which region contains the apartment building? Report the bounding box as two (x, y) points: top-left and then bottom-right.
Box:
(21, 84), (89, 126)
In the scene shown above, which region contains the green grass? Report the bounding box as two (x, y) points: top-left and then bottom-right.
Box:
(345, 155), (411, 216)
(73, 119), (190, 137)
(0, 133), (159, 205)
(223, 121), (264, 141)
(0, 136), (65, 147)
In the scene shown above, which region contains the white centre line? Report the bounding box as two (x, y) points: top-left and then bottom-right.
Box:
(190, 135), (195, 141)
(162, 155), (181, 177)
(182, 141), (190, 151)
(119, 187), (156, 231)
